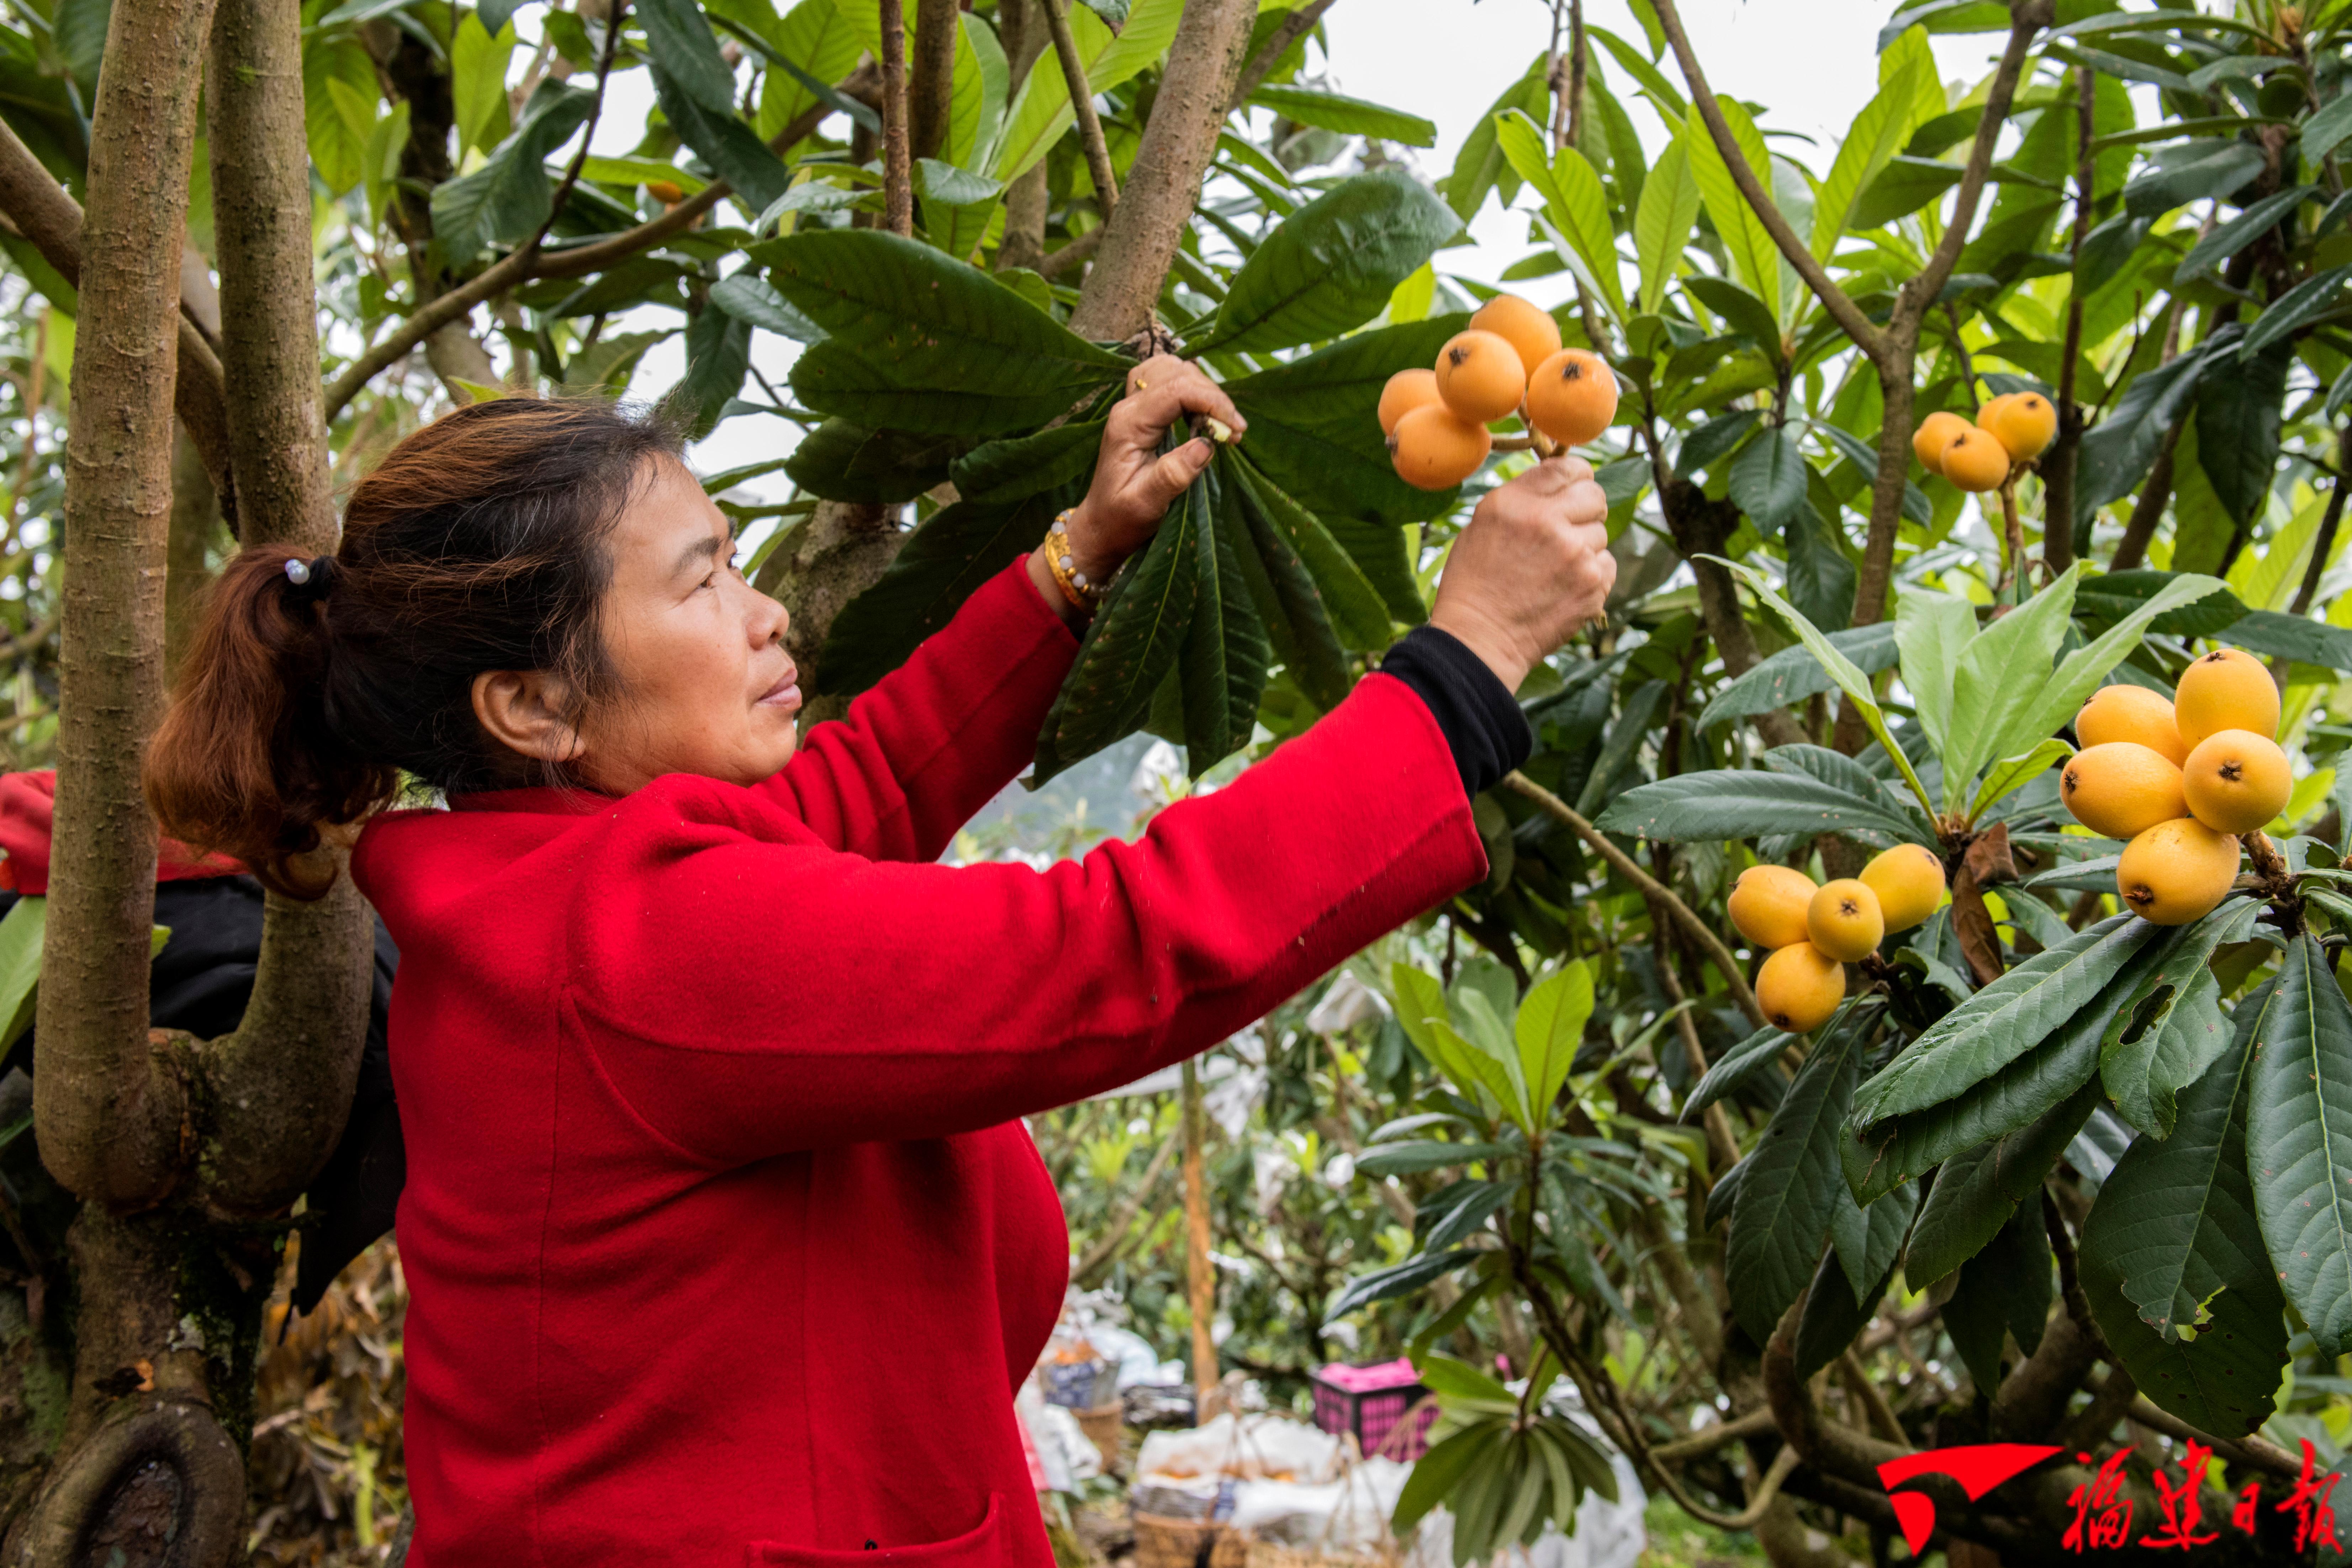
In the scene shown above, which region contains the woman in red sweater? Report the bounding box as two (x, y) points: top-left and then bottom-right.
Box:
(146, 362), (1613, 1568)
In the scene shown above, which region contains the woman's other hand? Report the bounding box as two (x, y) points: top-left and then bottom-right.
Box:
(1428, 455), (1616, 691)
(1027, 356), (1245, 623)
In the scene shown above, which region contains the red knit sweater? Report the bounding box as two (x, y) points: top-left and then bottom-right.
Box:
(349, 561), (1488, 1567)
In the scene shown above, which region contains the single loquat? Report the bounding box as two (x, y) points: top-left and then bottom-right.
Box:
(645, 180), (684, 204)
(1860, 844), (1945, 933)
(1469, 295), (1564, 379)
(1938, 428), (2012, 492)
(1434, 330), (1528, 425)
(1757, 941), (1846, 1034)
(1388, 403), (1492, 490)
(2117, 817), (2242, 926)
(2075, 684), (2189, 767)
(2174, 647), (2279, 747)
(1378, 368), (1442, 437)
(1807, 878), (1886, 962)
(1912, 411), (1972, 476)
(2182, 729), (2292, 835)
(2060, 742), (2188, 840)
(1524, 349), (1620, 446)
(1982, 392), (2056, 462)
(1728, 864), (1817, 950)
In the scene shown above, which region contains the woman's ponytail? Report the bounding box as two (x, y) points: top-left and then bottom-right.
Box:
(145, 544), (397, 899)
(143, 396), (684, 898)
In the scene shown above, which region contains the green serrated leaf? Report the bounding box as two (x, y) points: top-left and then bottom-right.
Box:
(1727, 424), (1807, 529)
(429, 79), (596, 262)
(1219, 450), (1353, 709)
(1593, 768), (1920, 844)
(761, 231), (1125, 435)
(1944, 565), (2082, 812)
(2248, 934), (2352, 1359)
(1635, 138), (1701, 316)
(1695, 623), (1897, 733)
(1516, 961), (1595, 1128)
(2084, 1015), (2288, 1436)
(1813, 59), (1919, 263)
(1251, 83), (1437, 147)
(1033, 483), (1200, 782)
(1855, 916), (2163, 1127)
(1682, 98), (1784, 329)
(2100, 898), (2261, 1135)
(1196, 169), (1460, 356)
(1177, 466), (1270, 777)
(1728, 1006), (1869, 1341)
(1969, 738), (2073, 825)
(1904, 1077), (2098, 1286)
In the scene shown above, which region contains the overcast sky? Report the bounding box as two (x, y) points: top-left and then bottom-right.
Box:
(611, 0), (2003, 503)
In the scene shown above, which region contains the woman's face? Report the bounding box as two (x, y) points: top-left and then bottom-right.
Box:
(524, 456), (802, 794)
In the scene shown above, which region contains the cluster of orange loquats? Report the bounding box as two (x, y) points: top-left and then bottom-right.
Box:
(1378, 295), (1621, 489)
(1910, 392), (2059, 491)
(1729, 848), (1949, 1034)
(2061, 651), (2290, 925)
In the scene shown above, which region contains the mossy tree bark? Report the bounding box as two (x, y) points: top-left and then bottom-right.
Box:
(5, 0), (376, 1558)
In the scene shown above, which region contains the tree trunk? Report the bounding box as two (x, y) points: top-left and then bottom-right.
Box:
(995, 0), (1052, 274)
(206, 0), (335, 547)
(164, 426), (221, 678)
(16, 0), (250, 1557)
(194, 0), (375, 1223)
(908, 0), (961, 163)
(35, 0), (218, 1214)
(1066, 0), (1258, 340)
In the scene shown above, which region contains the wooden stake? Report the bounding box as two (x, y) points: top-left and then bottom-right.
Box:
(1182, 1057), (1217, 1414)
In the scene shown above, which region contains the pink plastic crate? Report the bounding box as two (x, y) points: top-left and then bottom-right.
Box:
(1309, 1359), (1438, 1460)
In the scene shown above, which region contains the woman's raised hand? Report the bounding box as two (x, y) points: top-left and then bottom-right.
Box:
(1428, 455), (1616, 692)
(1063, 356), (1247, 581)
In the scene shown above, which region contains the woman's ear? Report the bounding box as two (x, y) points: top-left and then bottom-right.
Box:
(471, 669), (586, 769)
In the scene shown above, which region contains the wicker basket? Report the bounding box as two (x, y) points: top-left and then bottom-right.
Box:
(1245, 1544), (1397, 1568)
(1133, 1515), (1248, 1568)
(1075, 1400), (1123, 1473)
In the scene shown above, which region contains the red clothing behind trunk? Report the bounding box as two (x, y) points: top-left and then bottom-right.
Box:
(350, 561), (1488, 1567)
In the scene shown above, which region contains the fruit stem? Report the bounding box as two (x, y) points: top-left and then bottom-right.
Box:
(1994, 472), (2027, 600)
(1491, 433), (1538, 452)
(1529, 428), (1562, 459)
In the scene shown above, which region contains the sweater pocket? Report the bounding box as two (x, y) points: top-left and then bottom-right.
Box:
(745, 1495), (1007, 1568)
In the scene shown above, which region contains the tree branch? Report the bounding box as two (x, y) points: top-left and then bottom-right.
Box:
(2126, 1396), (2305, 1480)
(1647, 0), (1886, 363)
(1036, 225), (1105, 279)
(321, 69), (866, 422)
(1896, 1), (2053, 331)
(908, 0), (960, 161)
(0, 114), (236, 517)
(1041, 0), (1119, 219)
(1067, 0), (1257, 340)
(206, 0), (337, 547)
(1501, 769), (1765, 1027)
(1229, 0), (1336, 110)
(879, 0), (914, 237)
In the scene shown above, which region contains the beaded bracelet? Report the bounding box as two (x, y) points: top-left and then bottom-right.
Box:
(1043, 509), (1106, 614)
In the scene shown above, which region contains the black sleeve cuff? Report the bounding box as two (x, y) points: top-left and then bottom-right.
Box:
(1378, 626), (1533, 798)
